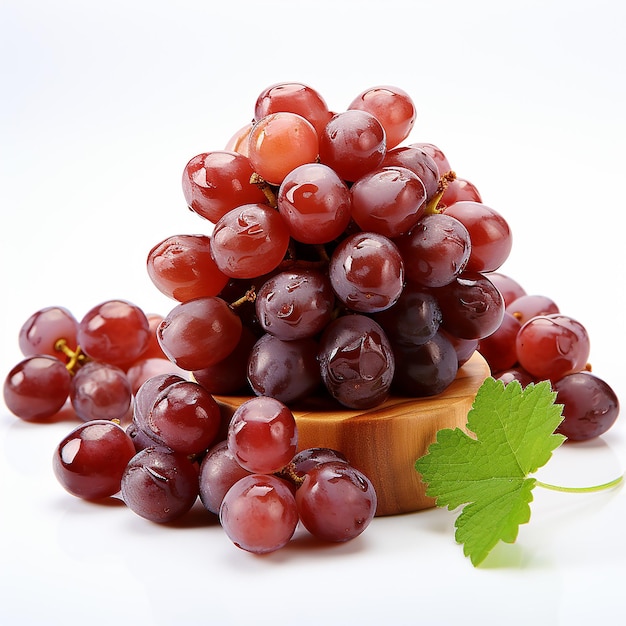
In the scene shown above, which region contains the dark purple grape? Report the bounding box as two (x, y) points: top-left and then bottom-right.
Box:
(392, 331), (459, 397)
(434, 272), (505, 340)
(255, 270), (335, 340)
(198, 440), (251, 515)
(395, 213), (471, 288)
(121, 447), (199, 523)
(291, 447), (348, 477)
(318, 314), (394, 409)
(554, 372), (620, 441)
(247, 334), (321, 404)
(373, 285), (442, 347)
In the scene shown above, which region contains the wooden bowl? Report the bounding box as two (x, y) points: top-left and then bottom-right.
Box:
(215, 351), (490, 516)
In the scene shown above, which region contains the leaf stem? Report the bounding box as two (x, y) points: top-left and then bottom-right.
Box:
(536, 473), (624, 493)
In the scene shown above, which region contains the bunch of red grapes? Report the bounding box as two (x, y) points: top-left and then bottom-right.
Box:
(2, 81), (620, 554)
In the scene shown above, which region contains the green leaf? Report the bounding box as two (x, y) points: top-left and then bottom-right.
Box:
(414, 377), (565, 566)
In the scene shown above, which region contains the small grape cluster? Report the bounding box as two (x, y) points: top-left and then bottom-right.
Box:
(3, 301), (182, 423)
(480, 274), (620, 441)
(52, 385), (375, 554)
(4, 301), (377, 553)
(149, 82), (513, 410)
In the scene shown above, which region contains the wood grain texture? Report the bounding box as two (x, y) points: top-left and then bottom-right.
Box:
(216, 351), (490, 516)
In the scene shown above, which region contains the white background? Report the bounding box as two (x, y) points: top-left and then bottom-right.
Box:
(1, 1), (625, 624)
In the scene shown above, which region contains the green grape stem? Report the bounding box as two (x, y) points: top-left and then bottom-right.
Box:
(536, 473), (624, 493)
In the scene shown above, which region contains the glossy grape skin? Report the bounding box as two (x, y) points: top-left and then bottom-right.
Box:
(70, 361), (132, 422)
(318, 314), (395, 409)
(395, 213), (471, 288)
(140, 313), (169, 360)
(410, 142), (451, 176)
(373, 286), (442, 347)
(227, 396), (298, 475)
(291, 447), (349, 477)
(391, 331), (459, 397)
(77, 300), (151, 369)
(220, 473), (299, 554)
(133, 373), (186, 427)
(329, 231), (405, 313)
(495, 367), (535, 387)
(247, 334), (321, 404)
(277, 163), (352, 244)
(53, 420), (136, 500)
(121, 447), (199, 523)
(443, 201), (512, 273)
(248, 112), (319, 186)
(488, 272), (526, 307)
(157, 296), (242, 371)
(182, 151), (266, 223)
(350, 166), (427, 238)
(4, 355), (71, 421)
(318, 109), (386, 182)
(198, 440), (252, 515)
(147, 234), (229, 302)
(254, 81), (332, 137)
(554, 372), (620, 441)
(255, 269), (335, 340)
(381, 145), (439, 200)
(439, 178), (482, 208)
(296, 461), (377, 542)
(224, 123), (252, 156)
(18, 306), (78, 359)
(138, 379), (221, 456)
(125, 357), (188, 395)
(192, 326), (257, 395)
(477, 312), (522, 373)
(348, 85), (416, 149)
(210, 204), (291, 279)
(515, 314), (590, 381)
(442, 331), (479, 367)
(435, 272), (505, 340)
(506, 294), (559, 325)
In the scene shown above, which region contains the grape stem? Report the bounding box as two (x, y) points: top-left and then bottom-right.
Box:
(424, 170), (457, 215)
(535, 472), (624, 493)
(250, 172), (278, 208)
(276, 462), (305, 488)
(54, 338), (89, 375)
(230, 287), (257, 309)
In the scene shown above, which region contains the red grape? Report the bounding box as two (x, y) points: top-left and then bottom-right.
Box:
(77, 300), (151, 368)
(350, 166), (426, 238)
(227, 396), (297, 474)
(147, 234), (229, 302)
(53, 420), (136, 500)
(182, 151), (266, 223)
(210, 204), (290, 279)
(276, 162), (351, 244)
(348, 85), (416, 149)
(295, 461), (377, 542)
(157, 296), (242, 371)
(318, 109), (386, 182)
(4, 355), (71, 421)
(248, 112), (319, 185)
(219, 474), (298, 554)
(516, 314), (590, 381)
